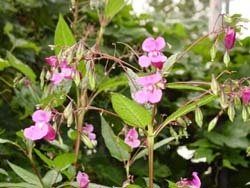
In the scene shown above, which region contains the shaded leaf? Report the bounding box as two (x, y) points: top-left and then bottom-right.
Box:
(104, 0), (125, 20)
(42, 170), (62, 187)
(101, 116), (130, 161)
(111, 93), (151, 129)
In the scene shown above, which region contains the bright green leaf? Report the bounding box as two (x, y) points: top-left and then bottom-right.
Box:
(166, 83), (206, 91)
(111, 93), (151, 128)
(0, 58), (10, 71)
(104, 0), (125, 21)
(7, 51), (36, 83)
(7, 161), (43, 187)
(54, 14), (76, 54)
(97, 75), (127, 93)
(53, 153), (76, 170)
(34, 149), (54, 167)
(42, 170), (62, 187)
(0, 182), (38, 188)
(101, 116), (130, 161)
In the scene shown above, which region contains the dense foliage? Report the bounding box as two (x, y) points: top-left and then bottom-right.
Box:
(0, 0), (250, 188)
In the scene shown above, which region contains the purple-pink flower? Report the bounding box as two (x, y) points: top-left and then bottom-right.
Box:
(82, 123), (96, 141)
(76, 171), (90, 188)
(133, 72), (165, 104)
(176, 172), (201, 188)
(224, 27), (236, 50)
(24, 110), (56, 141)
(241, 88), (250, 105)
(124, 128), (140, 148)
(138, 37), (167, 69)
(45, 56), (58, 67)
(45, 57), (75, 85)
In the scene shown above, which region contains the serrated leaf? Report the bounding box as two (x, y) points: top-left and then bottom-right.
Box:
(101, 116), (130, 161)
(42, 170), (62, 187)
(53, 153), (76, 170)
(7, 161), (43, 187)
(111, 93), (151, 128)
(7, 51), (36, 83)
(54, 14), (76, 54)
(104, 0), (125, 20)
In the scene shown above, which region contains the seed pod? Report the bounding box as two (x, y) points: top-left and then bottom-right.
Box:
(81, 134), (94, 149)
(76, 42), (85, 61)
(219, 91), (228, 109)
(210, 44), (217, 61)
(211, 74), (220, 95)
(63, 102), (73, 119)
(74, 71), (81, 87)
(67, 113), (73, 127)
(223, 51), (230, 67)
(208, 116), (218, 132)
(242, 106), (248, 122)
(227, 103), (235, 122)
(195, 107), (203, 128)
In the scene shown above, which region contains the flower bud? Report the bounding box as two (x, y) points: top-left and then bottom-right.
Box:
(224, 27), (236, 50)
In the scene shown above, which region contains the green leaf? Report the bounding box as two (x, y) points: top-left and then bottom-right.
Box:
(39, 92), (66, 108)
(54, 14), (76, 54)
(7, 161), (43, 187)
(156, 95), (216, 135)
(134, 137), (175, 161)
(42, 170), (62, 187)
(104, 0), (125, 21)
(7, 51), (36, 83)
(34, 149), (54, 167)
(222, 159), (237, 170)
(0, 168), (8, 176)
(167, 180), (180, 188)
(127, 185), (142, 188)
(53, 153), (76, 170)
(0, 182), (38, 188)
(0, 58), (10, 71)
(97, 75), (127, 93)
(166, 83), (206, 91)
(111, 93), (151, 128)
(101, 116), (130, 161)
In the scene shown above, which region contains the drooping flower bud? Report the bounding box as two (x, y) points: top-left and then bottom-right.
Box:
(241, 88), (250, 105)
(224, 27), (236, 50)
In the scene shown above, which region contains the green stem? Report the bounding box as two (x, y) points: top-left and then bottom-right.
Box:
(148, 105), (156, 188)
(74, 89), (87, 165)
(27, 147), (44, 187)
(95, 25), (105, 49)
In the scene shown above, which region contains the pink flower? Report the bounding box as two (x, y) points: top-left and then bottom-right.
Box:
(32, 110), (51, 123)
(142, 37), (166, 52)
(44, 125), (56, 141)
(224, 27), (236, 50)
(176, 172), (201, 188)
(77, 171), (90, 188)
(82, 123), (96, 140)
(133, 73), (165, 104)
(50, 72), (65, 85)
(124, 128), (140, 148)
(24, 123), (49, 141)
(241, 88), (250, 105)
(45, 56), (58, 67)
(138, 37), (167, 69)
(61, 67), (75, 79)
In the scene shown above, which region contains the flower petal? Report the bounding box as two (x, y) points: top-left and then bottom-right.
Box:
(137, 73), (162, 86)
(44, 125), (56, 141)
(77, 171), (90, 188)
(148, 89), (162, 103)
(155, 37), (166, 51)
(50, 72), (64, 85)
(138, 55), (151, 68)
(32, 110), (51, 123)
(142, 37), (156, 52)
(24, 124), (49, 141)
(133, 90), (148, 104)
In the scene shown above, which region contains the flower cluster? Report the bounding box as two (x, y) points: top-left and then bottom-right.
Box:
(139, 37), (167, 69)
(82, 123), (96, 141)
(176, 171), (201, 188)
(24, 110), (56, 141)
(124, 128), (140, 148)
(133, 72), (165, 104)
(224, 27), (236, 50)
(45, 56), (75, 85)
(76, 171), (90, 188)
